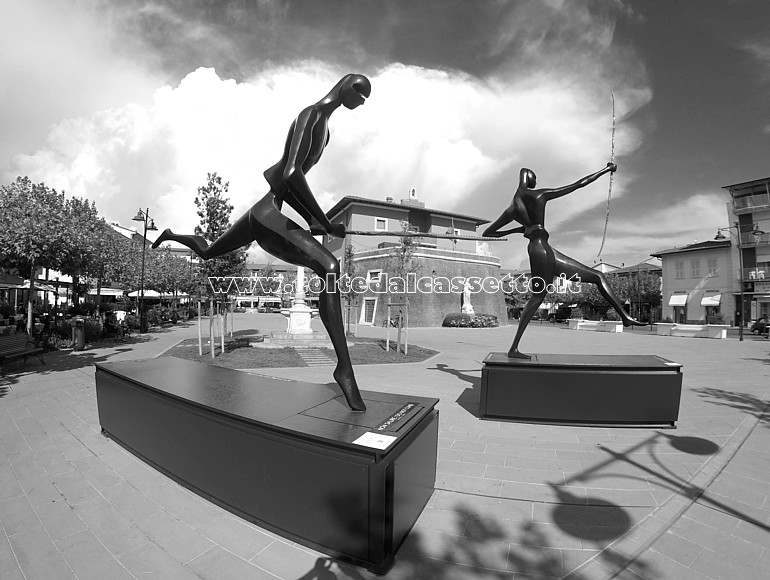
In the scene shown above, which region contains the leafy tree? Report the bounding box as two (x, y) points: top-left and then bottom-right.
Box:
(254, 262), (282, 297)
(194, 172), (247, 286)
(146, 248), (196, 301)
(341, 242), (359, 305)
(572, 274), (629, 319)
(115, 238), (144, 296)
(0, 177), (69, 331)
(85, 222), (132, 300)
(59, 196), (116, 305)
(621, 270), (662, 321)
(386, 222), (421, 303)
(339, 243), (360, 331)
(632, 270), (662, 306)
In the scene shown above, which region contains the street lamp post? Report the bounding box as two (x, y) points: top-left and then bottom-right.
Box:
(716, 223), (765, 341)
(132, 207), (157, 333)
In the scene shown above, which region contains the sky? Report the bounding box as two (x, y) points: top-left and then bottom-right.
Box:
(1, 0), (768, 270)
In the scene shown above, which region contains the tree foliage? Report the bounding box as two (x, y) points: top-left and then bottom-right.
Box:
(341, 242), (359, 305)
(116, 243), (196, 299)
(254, 262), (282, 296)
(0, 177), (69, 276)
(385, 223), (422, 307)
(569, 270), (661, 318)
(1, 175), (205, 323)
(86, 222), (132, 289)
(0, 177), (72, 330)
(147, 248), (197, 297)
(193, 172), (247, 283)
(59, 196), (123, 303)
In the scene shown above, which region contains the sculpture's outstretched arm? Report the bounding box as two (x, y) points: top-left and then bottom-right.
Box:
(541, 163), (616, 202)
(282, 108), (343, 237)
(483, 204), (523, 238)
(492, 226), (525, 237)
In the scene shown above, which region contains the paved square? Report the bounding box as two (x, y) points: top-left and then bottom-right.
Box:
(1, 315), (768, 579)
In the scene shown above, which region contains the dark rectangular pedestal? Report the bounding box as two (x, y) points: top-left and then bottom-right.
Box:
(480, 353), (682, 427)
(95, 357), (438, 572)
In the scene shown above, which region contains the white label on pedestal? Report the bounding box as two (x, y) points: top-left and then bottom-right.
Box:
(353, 432), (397, 450)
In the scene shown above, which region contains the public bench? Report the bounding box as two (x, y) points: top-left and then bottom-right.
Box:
(0, 334), (45, 373)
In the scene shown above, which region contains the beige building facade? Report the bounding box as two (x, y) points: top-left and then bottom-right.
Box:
(651, 240), (734, 324)
(722, 177), (770, 325)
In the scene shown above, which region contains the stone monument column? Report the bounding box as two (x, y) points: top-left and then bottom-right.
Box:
(282, 265), (314, 334)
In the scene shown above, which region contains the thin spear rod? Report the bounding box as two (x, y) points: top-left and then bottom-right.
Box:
(597, 89), (616, 259)
(344, 230), (507, 241)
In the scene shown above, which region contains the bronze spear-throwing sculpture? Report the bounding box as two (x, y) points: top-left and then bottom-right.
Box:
(483, 163), (646, 359)
(153, 74), (371, 411)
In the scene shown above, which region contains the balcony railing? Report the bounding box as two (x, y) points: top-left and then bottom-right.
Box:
(733, 192), (770, 213)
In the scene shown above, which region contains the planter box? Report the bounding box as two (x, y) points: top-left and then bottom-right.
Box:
(655, 323), (675, 336)
(95, 357), (438, 572)
(568, 319), (623, 333)
(654, 323), (728, 339)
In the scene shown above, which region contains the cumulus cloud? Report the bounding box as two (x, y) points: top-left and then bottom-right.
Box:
(2, 0), (659, 267)
(7, 62), (650, 255)
(551, 192), (732, 268)
(0, 0), (164, 167)
(743, 40), (770, 82)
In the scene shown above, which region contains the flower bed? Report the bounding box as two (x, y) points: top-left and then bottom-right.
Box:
(442, 313), (500, 328)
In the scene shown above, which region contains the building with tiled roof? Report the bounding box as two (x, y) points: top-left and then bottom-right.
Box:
(322, 191), (507, 327)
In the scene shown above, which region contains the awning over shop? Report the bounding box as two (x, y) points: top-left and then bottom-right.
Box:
(126, 290), (190, 299)
(257, 296), (282, 303)
(700, 293), (722, 307)
(0, 273), (24, 286)
(22, 280), (56, 292)
(88, 288), (125, 297)
(668, 293), (688, 306)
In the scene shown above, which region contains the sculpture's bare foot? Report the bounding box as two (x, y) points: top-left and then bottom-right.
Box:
(152, 228), (173, 249)
(622, 317), (648, 327)
(334, 365), (366, 411)
(507, 348), (531, 360)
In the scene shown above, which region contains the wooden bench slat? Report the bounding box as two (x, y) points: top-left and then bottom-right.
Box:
(0, 334), (45, 370)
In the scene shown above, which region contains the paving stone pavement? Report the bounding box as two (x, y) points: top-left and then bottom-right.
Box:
(0, 314), (768, 579)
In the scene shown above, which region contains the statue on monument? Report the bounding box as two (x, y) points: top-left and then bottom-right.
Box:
(483, 163), (646, 359)
(461, 277), (475, 316)
(153, 74), (371, 411)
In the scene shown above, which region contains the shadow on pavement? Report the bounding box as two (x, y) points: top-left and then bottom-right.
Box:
(562, 431), (770, 536)
(296, 558), (347, 580)
(391, 507), (532, 579)
(741, 355), (770, 365)
(1, 346), (132, 377)
(429, 363), (483, 418)
(71, 351), (770, 578)
(693, 387), (770, 428)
